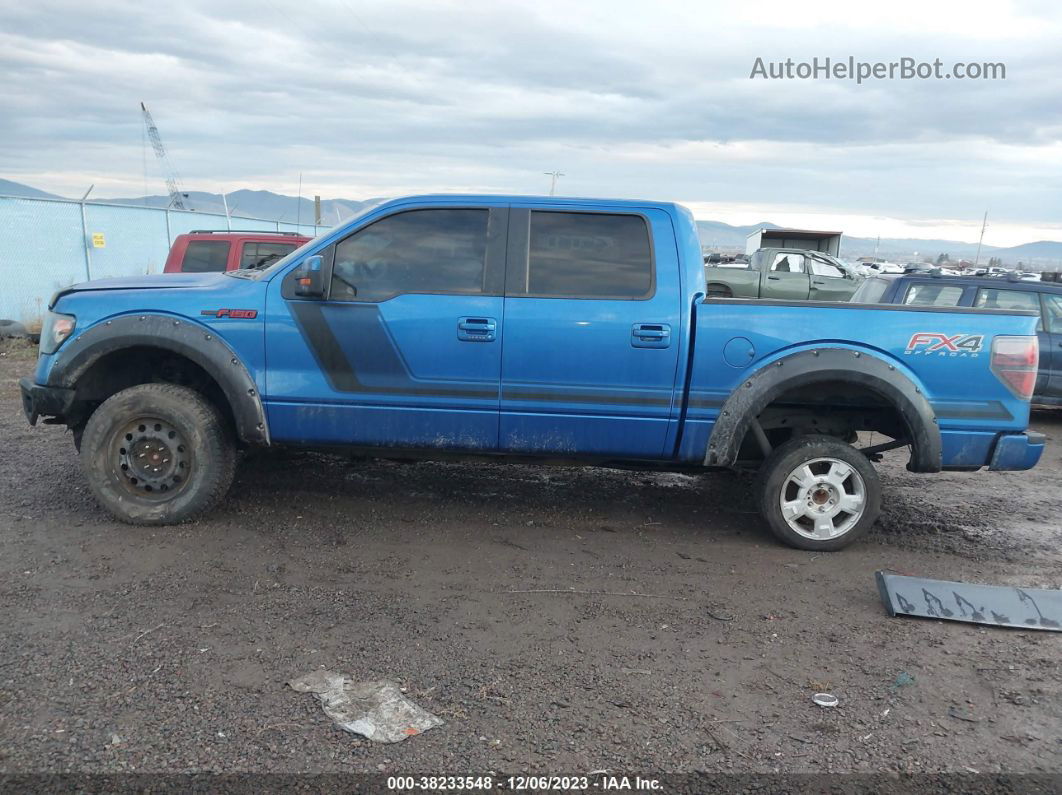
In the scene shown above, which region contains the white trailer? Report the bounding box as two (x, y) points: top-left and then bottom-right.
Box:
(745, 227), (842, 257)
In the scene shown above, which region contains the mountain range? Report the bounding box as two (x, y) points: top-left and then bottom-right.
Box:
(3, 178), (1061, 264)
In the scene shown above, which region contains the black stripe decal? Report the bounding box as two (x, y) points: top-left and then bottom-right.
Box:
(290, 301), (497, 398)
(502, 389), (672, 407)
(930, 400), (1014, 420)
(290, 301), (677, 405)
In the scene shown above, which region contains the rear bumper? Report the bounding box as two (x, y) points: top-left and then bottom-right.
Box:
(988, 431), (1045, 471)
(19, 377), (76, 426)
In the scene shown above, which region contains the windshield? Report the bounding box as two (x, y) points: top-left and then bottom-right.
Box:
(231, 199), (389, 280)
(849, 276), (893, 303)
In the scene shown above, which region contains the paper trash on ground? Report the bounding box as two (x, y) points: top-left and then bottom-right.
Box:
(288, 670), (444, 743)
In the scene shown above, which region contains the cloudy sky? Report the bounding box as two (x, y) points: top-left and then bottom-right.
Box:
(2, 0), (1061, 245)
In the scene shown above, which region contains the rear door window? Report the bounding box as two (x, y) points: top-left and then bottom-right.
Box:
(1043, 293), (1062, 332)
(241, 242), (298, 269)
(181, 240), (230, 273)
(903, 283), (964, 307)
(770, 253), (805, 273)
(975, 288), (1044, 330)
(524, 211), (653, 298)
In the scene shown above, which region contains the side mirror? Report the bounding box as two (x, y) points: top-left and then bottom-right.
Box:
(294, 255), (326, 298)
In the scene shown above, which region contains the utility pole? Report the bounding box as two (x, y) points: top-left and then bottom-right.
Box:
(296, 173), (303, 229)
(544, 171), (564, 196)
(974, 210), (988, 267)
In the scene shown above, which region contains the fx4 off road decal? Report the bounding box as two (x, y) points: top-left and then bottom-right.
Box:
(905, 332), (984, 357)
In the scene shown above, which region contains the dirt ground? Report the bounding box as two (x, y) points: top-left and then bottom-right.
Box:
(1, 337), (1060, 778)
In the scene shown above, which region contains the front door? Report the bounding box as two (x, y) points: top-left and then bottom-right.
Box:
(807, 253), (856, 301)
(264, 206), (507, 449)
(498, 206), (681, 458)
(761, 252), (810, 299)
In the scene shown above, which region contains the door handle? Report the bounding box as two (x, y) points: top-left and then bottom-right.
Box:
(767, 276), (781, 281)
(632, 323), (671, 349)
(457, 317), (497, 342)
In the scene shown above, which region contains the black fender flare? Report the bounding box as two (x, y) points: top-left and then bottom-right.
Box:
(46, 313), (269, 445)
(703, 347), (941, 472)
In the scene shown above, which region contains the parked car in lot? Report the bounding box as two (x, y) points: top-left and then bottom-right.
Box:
(163, 230), (311, 273)
(705, 247), (863, 301)
(21, 195), (1043, 551)
(851, 271), (1062, 405)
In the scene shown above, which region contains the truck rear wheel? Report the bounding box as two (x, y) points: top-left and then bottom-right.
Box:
(758, 434), (881, 551)
(80, 383), (236, 525)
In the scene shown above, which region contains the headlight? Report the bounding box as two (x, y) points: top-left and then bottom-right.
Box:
(40, 311), (76, 355)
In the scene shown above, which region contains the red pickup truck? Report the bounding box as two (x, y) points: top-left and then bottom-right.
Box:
(163, 230), (310, 274)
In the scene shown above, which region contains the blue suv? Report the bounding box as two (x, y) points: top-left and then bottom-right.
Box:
(852, 272), (1062, 405)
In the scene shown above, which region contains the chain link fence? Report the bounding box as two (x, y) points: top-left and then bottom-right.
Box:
(0, 195), (326, 325)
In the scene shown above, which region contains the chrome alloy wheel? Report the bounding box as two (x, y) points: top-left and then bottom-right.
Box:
(778, 457), (867, 540)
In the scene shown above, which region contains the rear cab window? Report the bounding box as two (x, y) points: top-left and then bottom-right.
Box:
(522, 211), (653, 299)
(769, 253), (805, 273)
(181, 240), (230, 273)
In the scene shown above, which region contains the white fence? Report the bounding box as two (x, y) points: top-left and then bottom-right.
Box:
(0, 195), (326, 324)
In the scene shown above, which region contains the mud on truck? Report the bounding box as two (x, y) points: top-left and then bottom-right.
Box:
(21, 195), (1044, 550)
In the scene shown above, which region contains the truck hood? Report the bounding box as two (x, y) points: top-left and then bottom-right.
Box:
(50, 272), (230, 308)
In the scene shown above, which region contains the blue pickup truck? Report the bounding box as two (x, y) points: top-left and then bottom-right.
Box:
(20, 195), (1045, 550)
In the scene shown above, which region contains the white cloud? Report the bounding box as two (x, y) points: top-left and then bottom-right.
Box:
(1, 0), (1060, 245)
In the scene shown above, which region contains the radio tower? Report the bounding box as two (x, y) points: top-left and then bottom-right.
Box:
(140, 102), (187, 210)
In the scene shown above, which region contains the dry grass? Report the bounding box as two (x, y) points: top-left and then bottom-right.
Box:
(0, 337), (38, 362)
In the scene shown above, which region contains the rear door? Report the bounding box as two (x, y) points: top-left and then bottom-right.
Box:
(498, 206), (680, 458)
(806, 254), (855, 301)
(264, 205), (507, 449)
(762, 252), (810, 299)
(974, 286), (1049, 395)
(1040, 292), (1062, 398)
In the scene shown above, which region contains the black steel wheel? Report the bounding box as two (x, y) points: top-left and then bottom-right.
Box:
(80, 384), (236, 524)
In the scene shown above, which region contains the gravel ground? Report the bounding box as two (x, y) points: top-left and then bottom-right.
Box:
(1, 337), (1060, 776)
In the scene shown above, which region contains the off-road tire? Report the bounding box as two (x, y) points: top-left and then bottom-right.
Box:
(758, 434), (881, 551)
(80, 383), (236, 524)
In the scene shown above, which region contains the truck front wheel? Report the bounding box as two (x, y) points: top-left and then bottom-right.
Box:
(758, 434), (881, 551)
(80, 383), (236, 525)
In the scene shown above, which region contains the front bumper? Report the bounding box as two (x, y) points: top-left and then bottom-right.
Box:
(988, 431), (1045, 471)
(19, 377), (76, 426)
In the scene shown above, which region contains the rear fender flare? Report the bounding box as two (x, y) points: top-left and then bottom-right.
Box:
(46, 313), (269, 445)
(704, 347), (940, 472)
